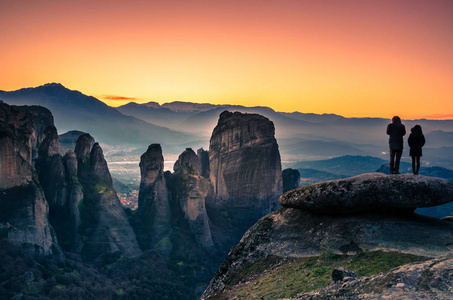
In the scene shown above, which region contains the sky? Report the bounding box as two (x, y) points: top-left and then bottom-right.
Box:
(1, 0), (452, 119)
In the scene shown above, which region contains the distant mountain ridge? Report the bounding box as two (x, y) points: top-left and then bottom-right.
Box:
(2, 84), (453, 168)
(0, 83), (199, 150)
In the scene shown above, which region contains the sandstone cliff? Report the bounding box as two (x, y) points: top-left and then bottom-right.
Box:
(173, 148), (213, 248)
(0, 102), (57, 254)
(137, 144), (172, 251)
(208, 111), (282, 229)
(34, 125), (83, 251)
(75, 135), (142, 259)
(202, 173), (453, 299)
(19, 105), (54, 163)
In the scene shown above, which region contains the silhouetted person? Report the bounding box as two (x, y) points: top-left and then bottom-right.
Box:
(386, 116), (406, 174)
(408, 125), (425, 175)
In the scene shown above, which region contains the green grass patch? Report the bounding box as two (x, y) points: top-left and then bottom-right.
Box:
(219, 251), (427, 300)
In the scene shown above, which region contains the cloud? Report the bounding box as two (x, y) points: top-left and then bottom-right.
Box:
(418, 113), (453, 120)
(102, 95), (138, 101)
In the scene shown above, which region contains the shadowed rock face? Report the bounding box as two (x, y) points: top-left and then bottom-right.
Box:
(282, 168), (301, 193)
(0, 102), (57, 254)
(279, 173), (453, 214)
(208, 111), (283, 217)
(173, 148), (213, 248)
(197, 148), (210, 178)
(62, 151), (83, 251)
(76, 136), (142, 259)
(19, 105), (54, 162)
(137, 144), (171, 251)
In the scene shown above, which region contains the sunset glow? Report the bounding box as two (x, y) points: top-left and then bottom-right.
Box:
(1, 0), (452, 119)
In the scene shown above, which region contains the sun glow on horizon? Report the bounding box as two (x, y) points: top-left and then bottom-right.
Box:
(1, 0), (452, 120)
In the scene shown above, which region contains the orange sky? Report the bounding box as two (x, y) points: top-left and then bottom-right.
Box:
(1, 0), (452, 119)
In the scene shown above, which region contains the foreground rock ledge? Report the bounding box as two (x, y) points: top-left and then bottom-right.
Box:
(279, 173), (453, 214)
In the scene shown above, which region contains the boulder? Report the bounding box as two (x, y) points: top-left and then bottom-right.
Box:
(279, 173), (453, 214)
(293, 252), (453, 300)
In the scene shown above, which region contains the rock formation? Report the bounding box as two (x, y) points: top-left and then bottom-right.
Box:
(58, 130), (92, 155)
(75, 135), (142, 259)
(19, 105), (54, 162)
(293, 252), (453, 299)
(0, 102), (57, 254)
(62, 150), (83, 251)
(208, 110), (283, 221)
(279, 173), (453, 214)
(34, 125), (72, 250)
(197, 147), (210, 178)
(34, 125), (84, 251)
(173, 148), (213, 248)
(137, 144), (172, 251)
(202, 173), (453, 299)
(282, 168), (300, 192)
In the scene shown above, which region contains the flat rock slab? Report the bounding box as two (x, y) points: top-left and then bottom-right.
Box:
(279, 173), (453, 214)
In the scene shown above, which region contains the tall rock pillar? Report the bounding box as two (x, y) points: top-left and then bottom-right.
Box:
(208, 111), (283, 216)
(137, 144), (172, 251)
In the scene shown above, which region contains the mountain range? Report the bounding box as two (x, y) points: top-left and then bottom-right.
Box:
(2, 83), (453, 170)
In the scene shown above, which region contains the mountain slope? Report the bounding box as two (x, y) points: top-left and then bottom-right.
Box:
(0, 83), (198, 148)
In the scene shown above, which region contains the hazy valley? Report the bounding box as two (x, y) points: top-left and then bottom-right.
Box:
(2, 84), (453, 299)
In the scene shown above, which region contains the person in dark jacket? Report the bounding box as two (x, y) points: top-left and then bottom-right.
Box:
(386, 116), (406, 174)
(408, 125), (425, 175)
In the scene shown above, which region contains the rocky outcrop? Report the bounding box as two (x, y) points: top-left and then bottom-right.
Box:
(197, 147), (210, 178)
(34, 125), (72, 250)
(202, 173), (453, 299)
(293, 252), (453, 299)
(62, 151), (83, 251)
(34, 125), (84, 251)
(279, 173), (453, 214)
(137, 144), (172, 251)
(174, 148), (202, 175)
(58, 130), (92, 155)
(282, 168), (300, 193)
(19, 105), (54, 162)
(76, 136), (142, 259)
(208, 110), (283, 220)
(0, 102), (57, 254)
(173, 148), (213, 248)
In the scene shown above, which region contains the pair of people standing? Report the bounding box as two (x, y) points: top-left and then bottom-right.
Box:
(386, 116), (425, 174)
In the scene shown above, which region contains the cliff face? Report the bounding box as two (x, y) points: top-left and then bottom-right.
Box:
(76, 136), (142, 259)
(137, 144), (172, 251)
(0, 102), (57, 254)
(34, 125), (84, 251)
(202, 173), (453, 299)
(208, 111), (283, 218)
(173, 148), (213, 248)
(19, 105), (54, 163)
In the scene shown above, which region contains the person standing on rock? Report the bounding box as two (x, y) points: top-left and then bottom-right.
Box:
(408, 125), (425, 175)
(386, 116), (406, 174)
